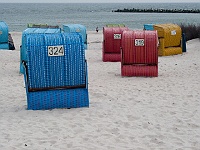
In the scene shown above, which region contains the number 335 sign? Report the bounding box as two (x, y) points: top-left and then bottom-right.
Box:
(48, 45), (64, 56)
(135, 39), (144, 46)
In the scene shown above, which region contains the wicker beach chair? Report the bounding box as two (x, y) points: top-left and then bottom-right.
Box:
(63, 24), (87, 50)
(0, 21), (9, 49)
(102, 27), (129, 62)
(154, 23), (182, 56)
(121, 30), (158, 77)
(22, 32), (89, 110)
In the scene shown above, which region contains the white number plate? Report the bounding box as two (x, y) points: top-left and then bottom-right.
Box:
(135, 39), (144, 46)
(48, 45), (64, 56)
(171, 30), (176, 35)
(114, 34), (121, 39)
(76, 28), (81, 32)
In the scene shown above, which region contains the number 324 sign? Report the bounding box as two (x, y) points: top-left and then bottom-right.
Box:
(48, 45), (64, 56)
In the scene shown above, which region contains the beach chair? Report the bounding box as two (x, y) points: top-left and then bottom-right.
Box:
(144, 23), (186, 54)
(102, 27), (129, 62)
(121, 30), (158, 77)
(153, 23), (182, 56)
(0, 21), (9, 49)
(22, 33), (89, 110)
(63, 24), (87, 50)
(0, 21), (15, 50)
(143, 24), (154, 30)
(20, 27), (61, 74)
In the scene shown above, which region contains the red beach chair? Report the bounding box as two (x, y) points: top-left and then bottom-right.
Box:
(121, 30), (158, 77)
(102, 27), (129, 62)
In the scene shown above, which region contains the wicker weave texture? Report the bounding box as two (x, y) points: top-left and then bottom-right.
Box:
(27, 88), (89, 110)
(154, 23), (181, 47)
(20, 28), (61, 74)
(0, 21), (9, 43)
(121, 65), (158, 77)
(122, 30), (158, 64)
(0, 43), (9, 49)
(25, 33), (86, 89)
(158, 38), (182, 56)
(63, 24), (87, 50)
(103, 27), (129, 53)
(102, 53), (121, 62)
(162, 47), (182, 56)
(121, 30), (158, 77)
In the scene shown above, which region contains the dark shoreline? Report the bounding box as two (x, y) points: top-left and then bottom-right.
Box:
(113, 8), (200, 13)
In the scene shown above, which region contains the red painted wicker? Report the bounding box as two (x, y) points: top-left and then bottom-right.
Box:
(121, 30), (158, 77)
(102, 27), (129, 62)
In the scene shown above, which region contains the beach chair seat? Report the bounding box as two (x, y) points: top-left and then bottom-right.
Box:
(158, 38), (182, 56)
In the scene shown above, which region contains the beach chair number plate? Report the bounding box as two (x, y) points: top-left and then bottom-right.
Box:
(114, 34), (121, 39)
(48, 46), (64, 56)
(171, 30), (176, 35)
(135, 39), (144, 46)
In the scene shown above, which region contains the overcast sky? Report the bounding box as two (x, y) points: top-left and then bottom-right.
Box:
(0, 0), (200, 3)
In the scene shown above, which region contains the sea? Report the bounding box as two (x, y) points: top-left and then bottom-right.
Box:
(0, 3), (200, 32)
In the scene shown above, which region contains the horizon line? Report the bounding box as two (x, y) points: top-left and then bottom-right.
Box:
(0, 2), (200, 3)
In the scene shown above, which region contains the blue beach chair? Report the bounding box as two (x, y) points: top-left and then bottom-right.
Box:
(22, 32), (89, 110)
(143, 24), (154, 30)
(0, 21), (9, 49)
(63, 24), (87, 50)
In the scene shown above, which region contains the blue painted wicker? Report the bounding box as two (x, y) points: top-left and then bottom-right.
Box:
(63, 24), (87, 49)
(26, 33), (85, 89)
(0, 21), (9, 50)
(144, 24), (154, 30)
(23, 33), (89, 110)
(23, 62), (89, 110)
(0, 43), (9, 49)
(26, 88), (89, 110)
(20, 28), (61, 74)
(0, 21), (9, 44)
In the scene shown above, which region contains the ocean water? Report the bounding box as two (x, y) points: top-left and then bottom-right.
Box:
(0, 3), (200, 32)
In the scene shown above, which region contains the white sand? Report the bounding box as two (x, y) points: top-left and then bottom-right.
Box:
(0, 31), (200, 150)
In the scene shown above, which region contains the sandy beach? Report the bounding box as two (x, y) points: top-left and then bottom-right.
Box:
(0, 31), (200, 150)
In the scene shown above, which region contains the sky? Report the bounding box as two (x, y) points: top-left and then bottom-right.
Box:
(0, 0), (200, 3)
